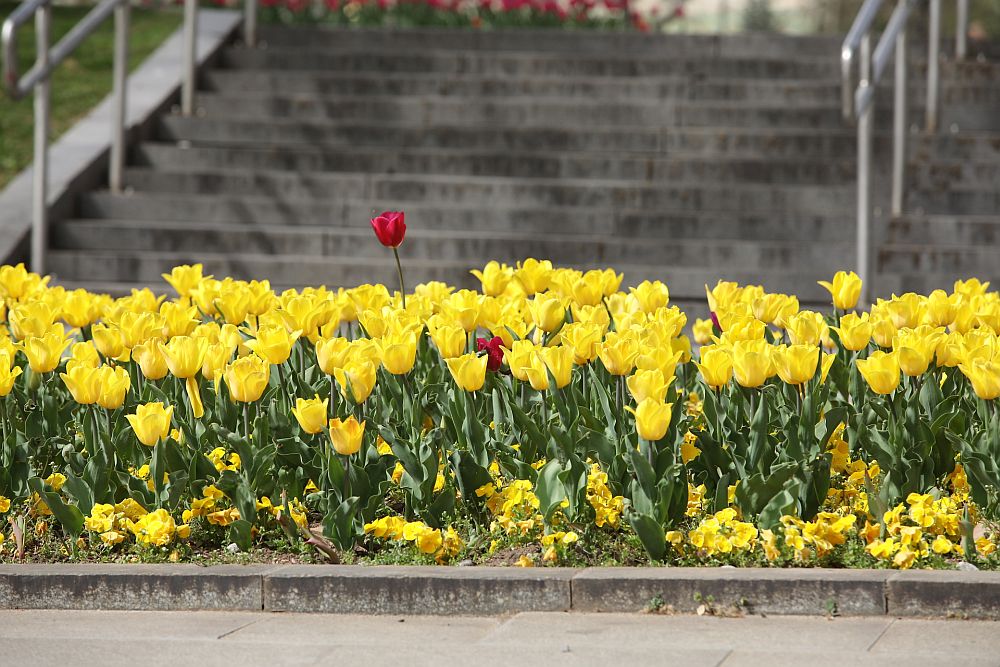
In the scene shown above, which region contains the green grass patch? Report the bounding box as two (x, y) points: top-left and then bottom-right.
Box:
(0, 2), (182, 189)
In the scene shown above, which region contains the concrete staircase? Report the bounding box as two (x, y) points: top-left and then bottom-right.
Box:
(44, 26), (1000, 302)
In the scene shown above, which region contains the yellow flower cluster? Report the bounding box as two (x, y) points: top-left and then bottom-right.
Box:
(668, 508), (757, 557)
(85, 501), (190, 547)
(586, 463), (624, 529)
(363, 516), (464, 563)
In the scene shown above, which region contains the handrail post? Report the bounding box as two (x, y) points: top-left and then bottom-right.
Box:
(245, 0), (258, 47)
(857, 33), (873, 305)
(956, 0), (968, 60)
(31, 0), (51, 275)
(109, 0), (129, 193)
(925, 0), (940, 132)
(891, 25), (907, 218)
(182, 0), (198, 115)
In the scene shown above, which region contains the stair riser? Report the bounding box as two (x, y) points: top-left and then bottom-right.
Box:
(46, 252), (836, 301)
(908, 191), (1000, 216)
(255, 27), (842, 58)
(220, 50), (840, 79)
(158, 117), (873, 158)
(135, 145), (856, 185)
(202, 71), (846, 103)
(77, 195), (854, 241)
(888, 219), (1000, 245)
(881, 250), (1000, 276)
(122, 170), (855, 213)
(195, 95), (902, 131)
(51, 222), (852, 273)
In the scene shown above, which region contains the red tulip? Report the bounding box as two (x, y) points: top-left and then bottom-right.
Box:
(370, 211), (406, 248)
(477, 336), (505, 372)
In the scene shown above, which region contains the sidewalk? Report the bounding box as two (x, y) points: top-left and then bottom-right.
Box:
(2, 609), (998, 666)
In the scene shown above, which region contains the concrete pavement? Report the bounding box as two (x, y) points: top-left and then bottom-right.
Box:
(2, 609), (999, 667)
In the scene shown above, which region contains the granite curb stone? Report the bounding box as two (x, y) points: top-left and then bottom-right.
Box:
(264, 565), (575, 615)
(887, 570), (1000, 618)
(0, 565), (998, 617)
(0, 564), (274, 611)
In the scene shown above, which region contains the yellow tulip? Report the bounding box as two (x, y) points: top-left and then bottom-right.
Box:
(441, 290), (482, 332)
(202, 343), (234, 381)
(635, 346), (683, 379)
(923, 289), (959, 328)
(559, 323), (603, 365)
(132, 340), (169, 381)
(61, 289), (102, 328)
(378, 332), (418, 375)
(70, 342), (101, 369)
(626, 398), (673, 441)
(446, 353), (488, 392)
(333, 361), (377, 403)
(536, 345), (574, 390)
(528, 293), (565, 333)
(696, 345), (733, 389)
(784, 311), (824, 347)
(953, 278), (990, 299)
(162, 264), (209, 298)
(751, 293), (788, 325)
(870, 313), (898, 348)
(470, 261), (514, 297)
(627, 368), (670, 403)
(502, 340), (538, 382)
(857, 351), (901, 395)
(514, 259), (553, 295)
(223, 354), (271, 403)
(328, 416), (365, 456)
(246, 324), (301, 365)
(20, 329), (72, 373)
(692, 318), (714, 346)
(832, 312), (872, 351)
(571, 303), (610, 330)
(717, 315), (765, 343)
(185, 376), (205, 419)
(772, 344), (818, 386)
(628, 280), (670, 314)
(820, 352), (836, 384)
(883, 293), (924, 329)
(90, 324), (122, 361)
(893, 326), (944, 377)
(818, 271), (862, 310)
(126, 402), (174, 446)
(935, 332), (966, 368)
(116, 311), (163, 350)
(60, 363), (101, 405)
(8, 301), (55, 340)
(163, 336), (209, 379)
(292, 395), (329, 434)
(0, 352), (22, 396)
(315, 336), (351, 374)
(732, 339), (773, 388)
(598, 331), (640, 376)
(96, 365), (130, 410)
(159, 302), (199, 338)
(959, 358), (1000, 400)
(428, 321), (466, 360)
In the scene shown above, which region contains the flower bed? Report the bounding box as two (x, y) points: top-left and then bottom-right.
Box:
(0, 215), (998, 569)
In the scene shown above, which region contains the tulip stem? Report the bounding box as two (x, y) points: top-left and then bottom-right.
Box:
(243, 403), (250, 441)
(392, 247), (407, 309)
(342, 454), (351, 500)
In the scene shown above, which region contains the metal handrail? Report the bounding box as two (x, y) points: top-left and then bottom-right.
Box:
(841, 0), (969, 304)
(182, 0), (257, 116)
(2, 0), (130, 275)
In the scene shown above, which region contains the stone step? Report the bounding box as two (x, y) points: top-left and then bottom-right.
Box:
(908, 160), (1000, 189)
(133, 143), (857, 185)
(51, 219), (853, 273)
(119, 168), (856, 213)
(255, 25), (843, 59)
(45, 249), (838, 301)
(910, 132), (1000, 161)
(191, 93), (900, 130)
(907, 186), (1000, 216)
(200, 70), (849, 103)
(218, 46), (841, 79)
(880, 243), (1000, 275)
(887, 214), (1000, 245)
(157, 116), (880, 157)
(78, 192), (854, 241)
